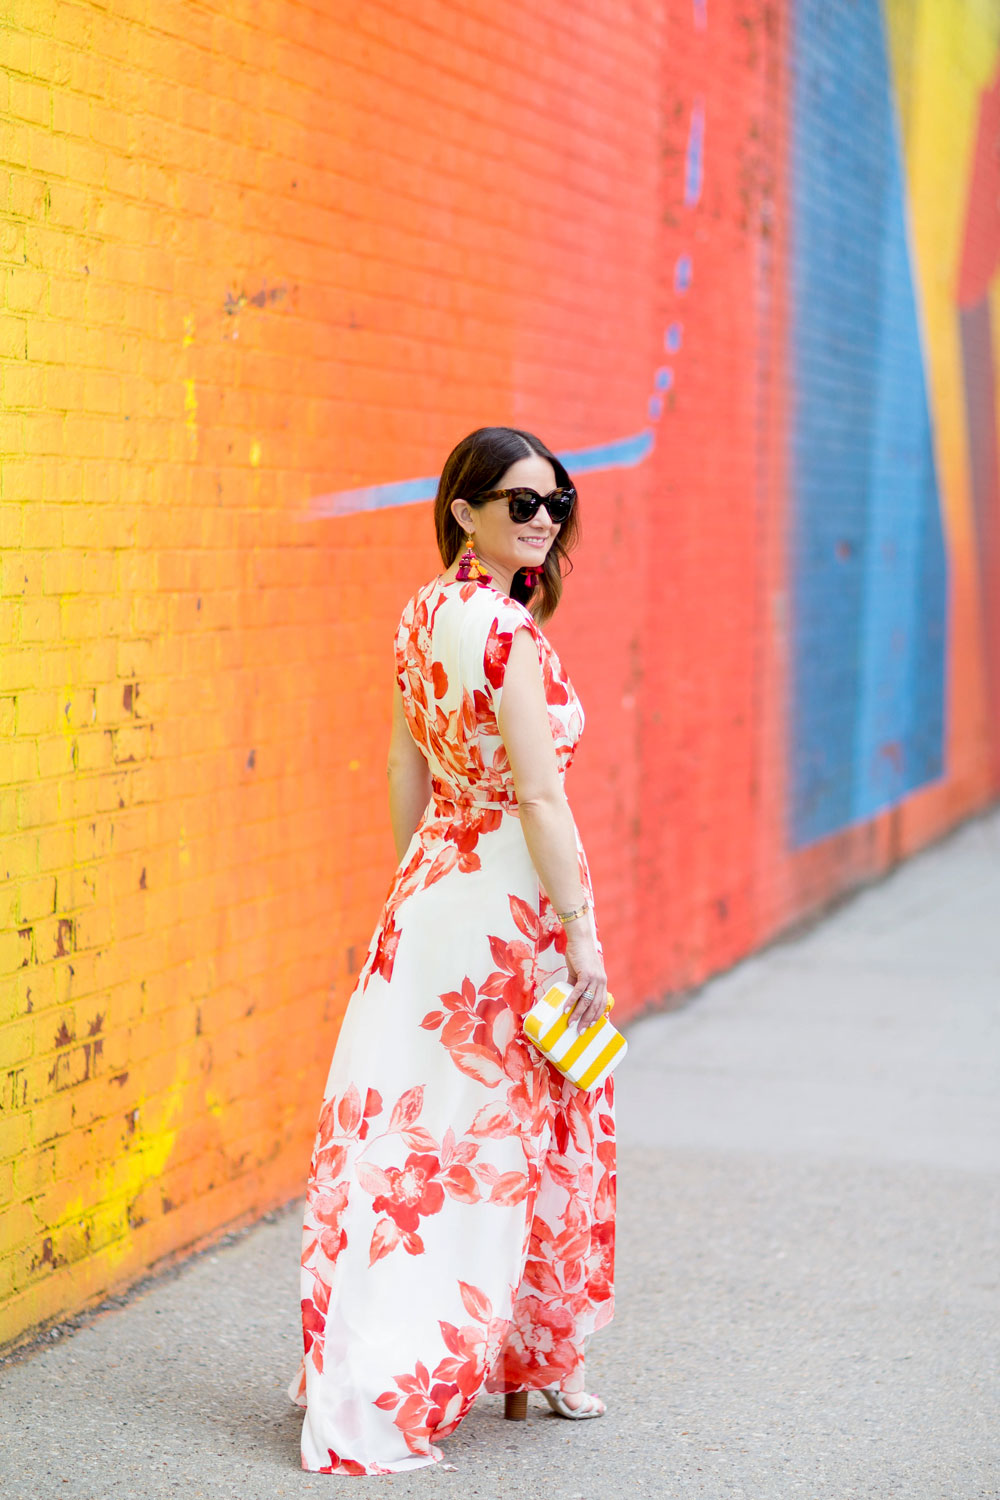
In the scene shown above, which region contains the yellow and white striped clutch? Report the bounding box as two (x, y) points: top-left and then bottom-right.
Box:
(523, 981), (627, 1092)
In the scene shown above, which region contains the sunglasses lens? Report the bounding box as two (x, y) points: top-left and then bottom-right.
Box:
(507, 488), (575, 523)
(507, 492), (539, 523)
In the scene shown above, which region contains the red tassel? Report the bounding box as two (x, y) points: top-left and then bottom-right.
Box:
(456, 544), (491, 584)
(522, 567), (542, 589)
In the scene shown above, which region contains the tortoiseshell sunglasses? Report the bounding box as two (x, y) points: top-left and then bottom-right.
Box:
(471, 486), (577, 524)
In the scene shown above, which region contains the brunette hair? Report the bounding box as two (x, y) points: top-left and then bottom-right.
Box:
(433, 427), (579, 625)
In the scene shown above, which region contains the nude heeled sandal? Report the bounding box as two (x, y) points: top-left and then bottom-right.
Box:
(540, 1387), (606, 1419)
(503, 1388), (606, 1419)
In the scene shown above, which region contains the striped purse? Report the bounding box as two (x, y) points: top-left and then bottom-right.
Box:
(523, 981), (627, 1092)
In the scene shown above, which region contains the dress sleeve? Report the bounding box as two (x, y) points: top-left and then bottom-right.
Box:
(479, 597), (541, 710)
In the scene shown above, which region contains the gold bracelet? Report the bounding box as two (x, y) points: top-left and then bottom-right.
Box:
(556, 899), (590, 925)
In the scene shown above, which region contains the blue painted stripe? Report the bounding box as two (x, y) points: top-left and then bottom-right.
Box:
(303, 428), (654, 520)
(684, 99), (705, 208)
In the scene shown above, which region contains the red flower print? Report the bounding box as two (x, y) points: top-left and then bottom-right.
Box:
(483, 618), (525, 692)
(496, 1294), (578, 1383)
(317, 1449), (372, 1477)
(371, 1152), (445, 1236)
(312, 1180), (349, 1265)
(374, 1281), (511, 1452)
(442, 805), (503, 873)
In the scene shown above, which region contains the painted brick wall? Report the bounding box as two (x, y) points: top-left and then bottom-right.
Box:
(2, 0), (998, 1353)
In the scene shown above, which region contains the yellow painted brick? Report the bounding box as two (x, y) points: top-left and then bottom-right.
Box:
(112, 725), (150, 764)
(0, 119), (31, 170)
(44, 180), (89, 230)
(0, 507), (23, 548)
(79, 553), (115, 594)
(93, 681), (131, 726)
(0, 602), (19, 650)
(18, 874), (56, 923)
(77, 640), (116, 681)
(0, 879), (16, 930)
(59, 596), (106, 638)
(0, 796), (16, 838)
(4, 264), (46, 313)
(19, 597), (61, 643)
(0, 1016), (35, 1070)
(16, 781), (52, 830)
(63, 138), (105, 189)
(51, 91), (90, 138)
(1, 550), (42, 595)
(0, 316), (27, 359)
(28, 129), (69, 179)
(0, 738), (37, 786)
(36, 827), (74, 871)
(12, 1141), (57, 1202)
(0, 1159), (15, 1211)
(0, 926), (33, 976)
(0, 1203), (38, 1257)
(60, 506), (105, 549)
(13, 690), (56, 737)
(0, 696), (14, 735)
(21, 503), (62, 548)
(74, 729), (113, 773)
(0, 458), (44, 501)
(36, 648), (78, 689)
(8, 77), (51, 129)
(3, 362), (45, 408)
(24, 318), (66, 363)
(0, 834), (38, 880)
(16, 962), (56, 1015)
(73, 906), (112, 952)
(74, 819), (113, 862)
(36, 736), (75, 778)
(59, 865), (100, 911)
(61, 688), (97, 731)
(29, 1090), (75, 1149)
(32, 913), (76, 965)
(42, 551), (83, 594)
(43, 367), (86, 412)
(23, 413), (67, 457)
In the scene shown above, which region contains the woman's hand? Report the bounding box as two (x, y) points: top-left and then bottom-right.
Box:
(561, 924), (607, 1031)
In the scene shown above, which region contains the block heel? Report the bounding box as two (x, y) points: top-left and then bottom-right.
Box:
(504, 1391), (528, 1420)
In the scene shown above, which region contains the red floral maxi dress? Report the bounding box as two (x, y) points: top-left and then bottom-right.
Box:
(287, 573), (617, 1475)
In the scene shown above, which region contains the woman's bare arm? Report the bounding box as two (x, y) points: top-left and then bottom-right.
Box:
(497, 627), (607, 1028)
(387, 680), (432, 861)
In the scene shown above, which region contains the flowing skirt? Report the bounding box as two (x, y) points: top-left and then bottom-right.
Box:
(287, 799), (616, 1474)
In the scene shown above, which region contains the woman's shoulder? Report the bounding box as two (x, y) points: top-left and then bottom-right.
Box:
(399, 576), (538, 633)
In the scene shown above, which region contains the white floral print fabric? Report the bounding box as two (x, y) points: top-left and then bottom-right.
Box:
(287, 575), (617, 1474)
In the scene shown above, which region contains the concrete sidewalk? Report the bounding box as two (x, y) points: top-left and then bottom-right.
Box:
(2, 810), (998, 1499)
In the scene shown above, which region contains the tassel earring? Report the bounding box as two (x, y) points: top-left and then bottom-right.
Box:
(456, 537), (492, 584)
(522, 566), (542, 590)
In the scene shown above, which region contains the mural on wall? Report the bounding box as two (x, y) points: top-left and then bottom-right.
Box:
(957, 61), (1000, 785)
(788, 0), (947, 848)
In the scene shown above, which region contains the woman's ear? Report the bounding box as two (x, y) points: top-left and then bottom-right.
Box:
(450, 497), (475, 535)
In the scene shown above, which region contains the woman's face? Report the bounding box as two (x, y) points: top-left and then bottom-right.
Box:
(451, 453), (562, 586)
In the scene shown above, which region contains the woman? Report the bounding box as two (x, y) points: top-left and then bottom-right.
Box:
(287, 426), (617, 1475)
